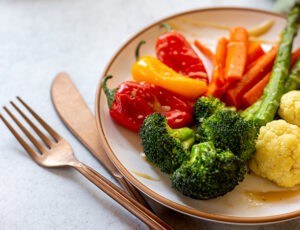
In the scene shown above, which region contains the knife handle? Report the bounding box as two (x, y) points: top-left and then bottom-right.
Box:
(51, 72), (153, 212)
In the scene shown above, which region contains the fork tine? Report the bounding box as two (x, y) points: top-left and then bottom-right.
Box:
(0, 113), (40, 161)
(17, 97), (62, 141)
(10, 101), (55, 149)
(4, 106), (47, 154)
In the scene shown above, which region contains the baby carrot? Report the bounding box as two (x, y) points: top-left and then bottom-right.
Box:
(247, 42), (265, 66)
(223, 45), (278, 108)
(247, 46), (300, 71)
(241, 71), (271, 108)
(205, 37), (228, 97)
(194, 40), (215, 62)
(291, 47), (300, 67)
(225, 27), (248, 82)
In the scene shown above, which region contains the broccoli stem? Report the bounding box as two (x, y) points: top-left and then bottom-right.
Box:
(190, 142), (215, 162)
(284, 58), (300, 92)
(253, 6), (300, 126)
(102, 75), (117, 109)
(167, 126), (195, 150)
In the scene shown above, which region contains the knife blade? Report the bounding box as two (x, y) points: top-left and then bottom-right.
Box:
(51, 72), (150, 209)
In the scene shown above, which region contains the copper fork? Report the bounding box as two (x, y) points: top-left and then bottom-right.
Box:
(0, 97), (172, 230)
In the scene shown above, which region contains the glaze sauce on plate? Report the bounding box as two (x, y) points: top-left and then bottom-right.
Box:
(131, 170), (160, 181)
(245, 187), (300, 202)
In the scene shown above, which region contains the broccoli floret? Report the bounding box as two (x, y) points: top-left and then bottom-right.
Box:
(139, 113), (195, 174)
(193, 96), (225, 124)
(171, 141), (246, 200)
(197, 110), (259, 161)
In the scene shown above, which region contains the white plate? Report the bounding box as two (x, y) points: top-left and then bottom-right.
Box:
(95, 7), (300, 224)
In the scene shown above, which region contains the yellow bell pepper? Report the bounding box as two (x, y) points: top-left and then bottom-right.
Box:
(131, 56), (207, 99)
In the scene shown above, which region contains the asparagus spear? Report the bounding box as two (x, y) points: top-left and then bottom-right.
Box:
(284, 58), (300, 92)
(241, 100), (261, 120)
(253, 5), (300, 126)
(242, 58), (300, 120)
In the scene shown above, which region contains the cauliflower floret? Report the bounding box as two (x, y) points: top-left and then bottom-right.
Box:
(278, 90), (300, 127)
(249, 120), (300, 187)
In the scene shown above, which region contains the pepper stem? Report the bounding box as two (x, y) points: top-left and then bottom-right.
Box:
(102, 75), (117, 109)
(135, 40), (146, 61)
(160, 23), (172, 32)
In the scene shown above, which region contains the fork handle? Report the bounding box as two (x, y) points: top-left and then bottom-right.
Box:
(71, 161), (173, 230)
(115, 176), (152, 210)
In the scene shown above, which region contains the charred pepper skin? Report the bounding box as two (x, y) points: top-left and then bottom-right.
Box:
(102, 75), (194, 132)
(156, 30), (209, 84)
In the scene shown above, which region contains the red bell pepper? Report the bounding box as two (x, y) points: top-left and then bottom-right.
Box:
(102, 75), (193, 132)
(155, 24), (208, 84)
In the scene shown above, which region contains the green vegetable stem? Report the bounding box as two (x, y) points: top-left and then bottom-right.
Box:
(241, 58), (300, 120)
(284, 58), (300, 92)
(102, 75), (117, 109)
(254, 6), (300, 126)
(171, 141), (246, 200)
(139, 113), (195, 174)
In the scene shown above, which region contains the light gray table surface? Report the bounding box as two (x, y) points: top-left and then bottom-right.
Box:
(0, 0), (299, 229)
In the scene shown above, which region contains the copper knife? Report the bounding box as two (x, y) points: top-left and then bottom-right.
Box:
(51, 72), (150, 209)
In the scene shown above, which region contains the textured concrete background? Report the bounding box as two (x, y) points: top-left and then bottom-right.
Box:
(1, 0), (299, 229)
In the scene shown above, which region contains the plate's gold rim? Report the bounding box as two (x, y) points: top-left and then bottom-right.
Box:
(95, 7), (300, 224)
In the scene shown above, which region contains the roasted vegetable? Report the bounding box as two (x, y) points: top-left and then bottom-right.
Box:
(241, 58), (300, 120)
(139, 113), (195, 174)
(205, 37), (228, 98)
(254, 5), (300, 126)
(224, 46), (278, 108)
(250, 120), (300, 187)
(194, 39), (215, 62)
(196, 110), (259, 161)
(225, 27), (248, 83)
(171, 141), (246, 199)
(279, 90), (300, 126)
(138, 5), (300, 200)
(241, 71), (271, 108)
(284, 58), (300, 92)
(102, 75), (193, 132)
(246, 42), (265, 66)
(241, 6), (300, 121)
(156, 24), (209, 83)
(132, 55), (207, 99)
(193, 96), (226, 125)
